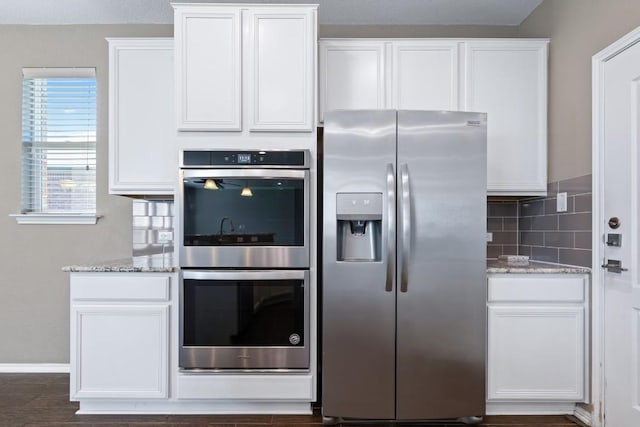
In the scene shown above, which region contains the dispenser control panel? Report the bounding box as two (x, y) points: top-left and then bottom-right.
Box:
(336, 193), (383, 220)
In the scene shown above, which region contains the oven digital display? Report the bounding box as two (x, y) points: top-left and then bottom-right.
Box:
(237, 153), (252, 164)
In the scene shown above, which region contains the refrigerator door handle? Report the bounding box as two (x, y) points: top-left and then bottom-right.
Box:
(385, 163), (395, 292)
(400, 164), (411, 293)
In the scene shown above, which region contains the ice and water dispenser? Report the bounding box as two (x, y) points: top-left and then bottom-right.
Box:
(336, 193), (382, 262)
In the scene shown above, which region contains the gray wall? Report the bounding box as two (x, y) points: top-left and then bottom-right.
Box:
(0, 25), (171, 363)
(518, 0), (640, 183)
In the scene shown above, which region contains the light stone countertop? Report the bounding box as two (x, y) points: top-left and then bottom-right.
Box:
(62, 253), (176, 273)
(487, 259), (591, 274)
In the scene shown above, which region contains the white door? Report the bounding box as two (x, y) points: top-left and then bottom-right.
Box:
(598, 33), (640, 427)
(318, 40), (386, 123)
(174, 6), (242, 131)
(463, 40), (548, 196)
(390, 41), (459, 111)
(246, 7), (315, 131)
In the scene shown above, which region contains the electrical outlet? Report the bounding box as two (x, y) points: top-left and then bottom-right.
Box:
(486, 232), (493, 242)
(557, 192), (568, 212)
(158, 230), (173, 243)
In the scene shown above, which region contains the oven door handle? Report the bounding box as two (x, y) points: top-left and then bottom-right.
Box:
(182, 270), (307, 281)
(182, 169), (306, 179)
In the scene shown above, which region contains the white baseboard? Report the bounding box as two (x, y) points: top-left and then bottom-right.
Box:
(574, 405), (592, 426)
(0, 363), (70, 373)
(486, 401), (577, 415)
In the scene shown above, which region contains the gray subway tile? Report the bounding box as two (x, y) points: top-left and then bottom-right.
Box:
(487, 217), (503, 232)
(503, 217), (518, 231)
(520, 199), (544, 217)
(492, 231), (518, 245)
(133, 216), (152, 228)
(531, 215), (558, 231)
(559, 248), (592, 267)
(545, 197), (574, 215)
(487, 245), (502, 259)
(559, 174), (592, 196)
(544, 231), (574, 248)
(502, 245), (519, 255)
(558, 213), (592, 231)
(574, 193), (592, 213)
(547, 181), (559, 197)
(574, 232), (592, 249)
(519, 217), (532, 231)
(531, 246), (559, 263)
(488, 201), (518, 217)
(519, 245), (532, 257)
(521, 231), (544, 246)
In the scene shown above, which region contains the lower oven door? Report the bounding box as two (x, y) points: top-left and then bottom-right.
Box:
(180, 270), (310, 370)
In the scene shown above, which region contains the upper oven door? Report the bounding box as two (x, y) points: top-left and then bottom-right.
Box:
(180, 169), (310, 268)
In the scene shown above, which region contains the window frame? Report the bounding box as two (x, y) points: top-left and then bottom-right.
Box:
(14, 67), (100, 225)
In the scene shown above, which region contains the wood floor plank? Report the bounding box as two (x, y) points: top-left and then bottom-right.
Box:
(0, 374), (582, 426)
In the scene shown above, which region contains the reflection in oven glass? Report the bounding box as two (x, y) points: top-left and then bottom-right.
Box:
(183, 178), (304, 247)
(183, 280), (305, 347)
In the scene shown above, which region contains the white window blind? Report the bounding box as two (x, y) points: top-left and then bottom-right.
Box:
(21, 68), (97, 215)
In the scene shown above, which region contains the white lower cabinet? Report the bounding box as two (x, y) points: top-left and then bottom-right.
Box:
(487, 274), (589, 404)
(70, 273), (170, 400)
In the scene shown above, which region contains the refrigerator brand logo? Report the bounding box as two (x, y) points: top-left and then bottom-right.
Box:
(467, 120), (482, 126)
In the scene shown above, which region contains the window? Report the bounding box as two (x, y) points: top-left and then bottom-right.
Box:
(16, 68), (98, 224)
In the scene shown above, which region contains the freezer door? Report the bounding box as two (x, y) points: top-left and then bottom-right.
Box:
(396, 110), (487, 420)
(322, 110), (397, 419)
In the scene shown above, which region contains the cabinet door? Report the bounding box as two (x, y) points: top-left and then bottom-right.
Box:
(391, 41), (459, 111)
(487, 305), (584, 401)
(463, 41), (548, 196)
(108, 39), (176, 195)
(319, 40), (386, 123)
(174, 6), (241, 131)
(246, 8), (315, 131)
(70, 304), (169, 399)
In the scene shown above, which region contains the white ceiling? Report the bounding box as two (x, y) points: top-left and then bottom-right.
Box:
(0, 0), (543, 26)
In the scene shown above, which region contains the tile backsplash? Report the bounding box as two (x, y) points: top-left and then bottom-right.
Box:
(487, 174), (592, 268)
(132, 200), (175, 256)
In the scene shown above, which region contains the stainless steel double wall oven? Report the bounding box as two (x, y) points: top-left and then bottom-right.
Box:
(179, 150), (311, 370)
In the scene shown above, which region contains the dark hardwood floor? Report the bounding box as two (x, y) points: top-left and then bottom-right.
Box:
(0, 374), (582, 427)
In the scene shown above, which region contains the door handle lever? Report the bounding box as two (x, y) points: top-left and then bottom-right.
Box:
(601, 259), (628, 273)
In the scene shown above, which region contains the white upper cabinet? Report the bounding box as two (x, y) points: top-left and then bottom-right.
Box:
(391, 41), (459, 111)
(107, 38), (177, 195)
(463, 40), (548, 196)
(319, 40), (386, 123)
(174, 4), (316, 133)
(174, 6), (241, 131)
(319, 38), (549, 196)
(246, 8), (315, 131)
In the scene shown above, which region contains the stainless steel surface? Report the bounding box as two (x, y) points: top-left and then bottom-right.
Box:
(399, 163), (410, 294)
(395, 110), (486, 419)
(608, 216), (621, 229)
(385, 163), (395, 293)
(602, 259), (628, 273)
(179, 270), (310, 370)
(323, 110), (486, 421)
(179, 149), (310, 169)
(323, 110), (397, 419)
(178, 168), (310, 269)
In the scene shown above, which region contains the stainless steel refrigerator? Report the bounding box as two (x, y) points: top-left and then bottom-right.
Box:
(322, 110), (487, 423)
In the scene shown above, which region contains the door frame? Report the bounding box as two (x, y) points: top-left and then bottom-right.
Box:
(592, 24), (640, 427)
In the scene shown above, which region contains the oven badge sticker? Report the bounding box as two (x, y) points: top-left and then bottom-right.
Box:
(289, 334), (301, 345)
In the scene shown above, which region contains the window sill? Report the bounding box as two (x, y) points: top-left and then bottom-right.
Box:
(11, 214), (102, 225)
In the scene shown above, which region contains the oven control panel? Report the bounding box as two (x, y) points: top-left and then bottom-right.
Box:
(182, 150), (308, 168)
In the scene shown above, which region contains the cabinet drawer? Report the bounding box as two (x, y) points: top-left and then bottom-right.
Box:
(488, 275), (585, 303)
(71, 274), (170, 301)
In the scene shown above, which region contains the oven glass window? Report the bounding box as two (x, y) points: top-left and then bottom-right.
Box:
(183, 279), (305, 347)
(183, 178), (304, 246)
